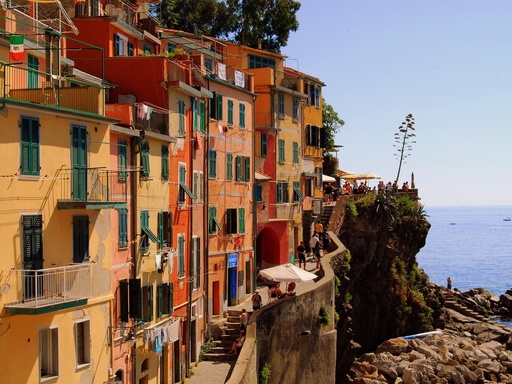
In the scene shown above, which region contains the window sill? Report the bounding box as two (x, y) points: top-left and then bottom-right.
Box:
(76, 363), (91, 371)
(40, 375), (59, 383)
(19, 175), (41, 181)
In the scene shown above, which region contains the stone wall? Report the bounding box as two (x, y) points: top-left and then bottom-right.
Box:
(227, 232), (343, 384)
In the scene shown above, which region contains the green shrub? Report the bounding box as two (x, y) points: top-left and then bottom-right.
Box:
(260, 362), (272, 384)
(346, 199), (358, 218)
(199, 338), (215, 361)
(318, 305), (331, 327)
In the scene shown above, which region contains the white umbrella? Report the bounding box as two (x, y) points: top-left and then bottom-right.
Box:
(258, 263), (317, 283)
(322, 174), (336, 183)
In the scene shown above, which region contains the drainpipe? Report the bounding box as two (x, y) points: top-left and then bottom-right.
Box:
(130, 134), (139, 384)
(204, 81), (211, 335)
(252, 92), (258, 291)
(186, 96), (194, 376)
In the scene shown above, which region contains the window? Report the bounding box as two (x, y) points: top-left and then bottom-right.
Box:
(161, 145), (169, 180)
(158, 211), (172, 248)
(127, 42), (134, 56)
(143, 44), (151, 55)
(141, 211), (159, 251)
(239, 103), (246, 128)
(178, 99), (186, 136)
(249, 54), (276, 69)
(40, 327), (59, 379)
(238, 208), (245, 234)
(278, 93), (285, 119)
(140, 140), (150, 178)
(199, 172), (204, 202)
(75, 320), (90, 366)
(204, 58), (213, 73)
(114, 33), (130, 56)
(118, 139), (127, 181)
(305, 178), (313, 197)
(208, 206), (222, 234)
(255, 184), (262, 201)
(21, 116), (40, 176)
(179, 164), (194, 204)
(276, 181), (289, 203)
(191, 237), (200, 290)
(118, 208), (128, 248)
(193, 98), (198, 131)
(193, 171), (199, 203)
(306, 124), (320, 147)
(293, 181), (304, 202)
(200, 100), (205, 133)
(141, 285), (153, 322)
(178, 234), (185, 277)
(217, 94), (223, 120)
(208, 150), (217, 178)
(227, 99), (234, 125)
(28, 54), (39, 89)
(278, 139), (285, 163)
(226, 153), (233, 180)
(236, 156), (250, 182)
(261, 133), (268, 158)
(310, 85), (320, 108)
(293, 97), (299, 121)
(293, 142), (299, 164)
(226, 208), (237, 234)
(161, 282), (173, 315)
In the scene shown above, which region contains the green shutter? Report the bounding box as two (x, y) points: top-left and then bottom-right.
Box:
(169, 282), (174, 313)
(236, 156), (241, 181)
(118, 140), (127, 181)
(140, 141), (150, 177)
(148, 285), (153, 321)
(193, 98), (198, 131)
(239, 103), (245, 128)
(161, 145), (169, 180)
(226, 153), (233, 180)
(158, 212), (164, 248)
(119, 209), (128, 248)
(238, 208), (245, 234)
(141, 211), (149, 251)
(21, 117), (40, 176)
(200, 101), (205, 133)
(293, 142), (299, 164)
(261, 133), (267, 157)
(217, 95), (223, 120)
(244, 157), (250, 182)
(178, 236), (185, 277)
(157, 285), (163, 318)
(227, 100), (233, 125)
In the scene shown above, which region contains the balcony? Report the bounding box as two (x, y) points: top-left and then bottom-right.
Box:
(1, 264), (91, 315)
(56, 168), (128, 210)
(0, 64), (105, 115)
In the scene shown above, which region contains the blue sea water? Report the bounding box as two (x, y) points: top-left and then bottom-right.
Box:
(417, 206), (512, 326)
(417, 206), (512, 295)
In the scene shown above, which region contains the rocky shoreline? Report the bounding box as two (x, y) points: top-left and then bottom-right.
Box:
(345, 285), (512, 383)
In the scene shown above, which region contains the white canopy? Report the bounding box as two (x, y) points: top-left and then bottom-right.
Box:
(322, 174), (336, 183)
(258, 263), (317, 283)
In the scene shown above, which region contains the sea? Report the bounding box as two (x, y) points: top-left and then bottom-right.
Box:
(417, 205), (512, 327)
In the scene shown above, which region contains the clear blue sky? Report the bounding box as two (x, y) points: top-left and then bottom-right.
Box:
(282, 1), (512, 207)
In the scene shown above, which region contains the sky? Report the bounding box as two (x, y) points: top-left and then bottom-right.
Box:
(282, 1), (512, 207)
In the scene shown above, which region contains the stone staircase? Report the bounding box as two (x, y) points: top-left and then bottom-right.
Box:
(443, 291), (490, 321)
(202, 309), (242, 361)
(320, 204), (334, 228)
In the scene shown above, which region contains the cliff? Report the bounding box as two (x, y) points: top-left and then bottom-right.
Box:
(331, 193), (441, 381)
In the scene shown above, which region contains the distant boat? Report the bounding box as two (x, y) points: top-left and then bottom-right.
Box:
(450, 223), (456, 225)
(504, 217), (511, 222)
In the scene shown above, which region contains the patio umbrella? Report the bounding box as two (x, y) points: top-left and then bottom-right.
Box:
(258, 263), (317, 283)
(341, 173), (381, 180)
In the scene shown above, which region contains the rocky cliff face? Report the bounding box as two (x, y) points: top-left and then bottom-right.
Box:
(332, 194), (440, 382)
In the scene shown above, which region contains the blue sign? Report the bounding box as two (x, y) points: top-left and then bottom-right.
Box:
(227, 253), (238, 268)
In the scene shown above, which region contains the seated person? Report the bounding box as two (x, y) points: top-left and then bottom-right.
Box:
(274, 283), (283, 298)
(230, 331), (245, 354)
(286, 282), (296, 296)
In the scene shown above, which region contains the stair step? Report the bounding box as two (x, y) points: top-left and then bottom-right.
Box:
(202, 352), (238, 362)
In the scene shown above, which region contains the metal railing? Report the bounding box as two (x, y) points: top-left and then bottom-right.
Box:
(132, 104), (169, 135)
(57, 168), (128, 202)
(1, 264), (91, 310)
(1, 64), (105, 114)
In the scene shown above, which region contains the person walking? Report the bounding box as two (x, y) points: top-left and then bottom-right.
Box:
(239, 308), (248, 331)
(251, 290), (262, 310)
(447, 277), (452, 290)
(309, 233), (319, 262)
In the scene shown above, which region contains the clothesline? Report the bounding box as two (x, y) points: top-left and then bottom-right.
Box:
(134, 102), (170, 115)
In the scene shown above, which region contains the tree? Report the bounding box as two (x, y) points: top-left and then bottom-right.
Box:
(157, 0), (301, 53)
(393, 113), (416, 186)
(322, 100), (345, 176)
(322, 100), (345, 152)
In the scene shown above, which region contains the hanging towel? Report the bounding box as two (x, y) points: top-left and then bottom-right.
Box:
(194, 132), (202, 150)
(167, 320), (180, 343)
(138, 103), (148, 119)
(146, 107), (153, 120)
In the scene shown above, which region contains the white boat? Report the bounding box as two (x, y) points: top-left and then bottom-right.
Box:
(504, 217), (511, 222)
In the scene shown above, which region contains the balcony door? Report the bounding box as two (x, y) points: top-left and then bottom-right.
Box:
(73, 216), (89, 263)
(23, 215), (44, 299)
(72, 125), (87, 201)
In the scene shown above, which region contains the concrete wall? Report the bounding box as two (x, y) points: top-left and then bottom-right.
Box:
(228, 231), (343, 384)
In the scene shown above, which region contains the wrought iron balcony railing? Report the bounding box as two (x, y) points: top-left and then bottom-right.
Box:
(0, 64), (105, 115)
(56, 168), (128, 209)
(1, 264), (91, 315)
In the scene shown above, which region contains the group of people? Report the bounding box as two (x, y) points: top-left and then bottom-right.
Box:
(323, 182), (338, 203)
(305, 230), (331, 270)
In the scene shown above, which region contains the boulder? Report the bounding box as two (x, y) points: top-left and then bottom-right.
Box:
(376, 337), (409, 355)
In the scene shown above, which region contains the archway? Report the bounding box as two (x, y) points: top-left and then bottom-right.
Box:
(256, 227), (280, 268)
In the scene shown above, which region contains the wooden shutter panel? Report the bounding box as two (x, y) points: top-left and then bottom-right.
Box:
(120, 280), (129, 322)
(157, 285), (163, 318)
(129, 279), (141, 319)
